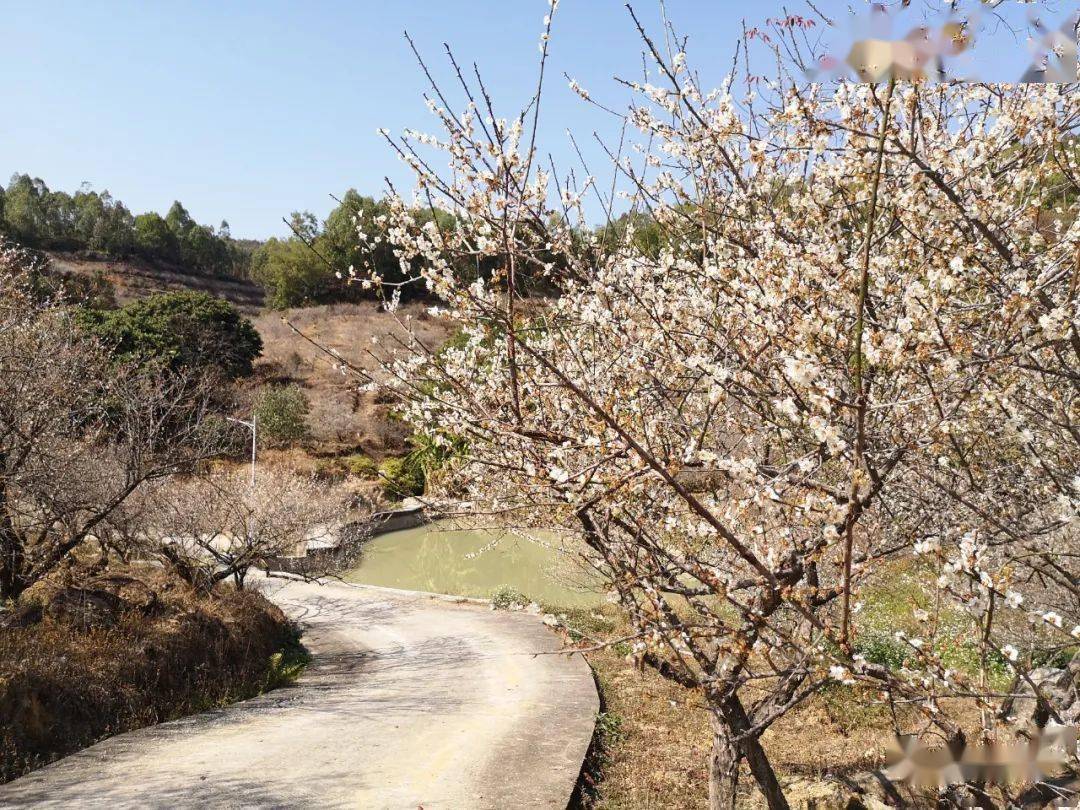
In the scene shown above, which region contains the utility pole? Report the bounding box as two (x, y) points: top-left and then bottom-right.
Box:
(227, 413), (257, 487)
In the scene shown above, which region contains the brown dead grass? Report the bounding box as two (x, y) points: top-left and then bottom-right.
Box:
(582, 641), (712, 809)
(49, 253), (264, 313)
(52, 256), (452, 463)
(0, 567), (292, 783)
(563, 602), (962, 809)
(251, 301), (455, 454)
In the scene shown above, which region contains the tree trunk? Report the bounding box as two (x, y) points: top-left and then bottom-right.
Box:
(0, 483), (28, 602)
(737, 725), (789, 810)
(709, 693), (790, 810)
(0, 551), (27, 602)
(709, 712), (741, 810)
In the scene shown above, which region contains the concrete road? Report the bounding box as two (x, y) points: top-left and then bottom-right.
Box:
(0, 579), (598, 809)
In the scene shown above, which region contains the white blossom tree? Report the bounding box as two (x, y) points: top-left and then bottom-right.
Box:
(342, 4), (1078, 806)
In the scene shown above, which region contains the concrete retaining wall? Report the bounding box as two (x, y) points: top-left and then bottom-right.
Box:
(266, 503), (436, 575)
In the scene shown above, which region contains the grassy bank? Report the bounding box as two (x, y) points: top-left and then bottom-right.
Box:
(0, 569), (302, 783)
(556, 560), (1003, 808)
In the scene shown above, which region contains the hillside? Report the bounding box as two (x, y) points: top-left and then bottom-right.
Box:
(49, 251), (453, 461)
(253, 302), (455, 457)
(50, 253), (264, 313)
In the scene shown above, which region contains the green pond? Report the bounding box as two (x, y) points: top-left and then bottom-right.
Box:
(345, 521), (603, 607)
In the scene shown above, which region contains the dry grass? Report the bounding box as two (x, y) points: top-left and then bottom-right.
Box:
(49, 253), (264, 313)
(569, 614), (902, 809)
(0, 567), (294, 783)
(582, 639), (712, 808)
(251, 301), (455, 454)
(561, 562), (998, 809)
(51, 256), (454, 462)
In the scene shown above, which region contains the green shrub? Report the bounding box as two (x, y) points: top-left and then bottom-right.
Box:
(261, 628), (311, 691)
(406, 432), (467, 479)
(345, 454), (379, 478)
(378, 456), (424, 499)
(77, 290), (262, 378)
(491, 585), (529, 611)
(254, 385), (310, 446)
(1032, 646), (1080, 669)
(853, 629), (909, 670)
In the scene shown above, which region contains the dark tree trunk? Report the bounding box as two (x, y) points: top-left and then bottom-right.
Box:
(0, 551), (27, 602)
(709, 712), (741, 810)
(0, 480), (28, 602)
(709, 693), (790, 810)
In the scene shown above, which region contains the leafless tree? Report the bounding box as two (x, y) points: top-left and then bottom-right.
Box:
(147, 467), (345, 590)
(0, 240), (223, 601)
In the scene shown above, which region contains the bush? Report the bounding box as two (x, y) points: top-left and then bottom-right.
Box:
(345, 454), (379, 478)
(378, 456), (425, 499)
(77, 290), (263, 379)
(254, 385), (310, 447)
(852, 630), (909, 671)
(491, 585), (529, 611)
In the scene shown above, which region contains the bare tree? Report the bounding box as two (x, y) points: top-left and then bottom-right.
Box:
(0, 240), (222, 601)
(148, 467), (344, 590)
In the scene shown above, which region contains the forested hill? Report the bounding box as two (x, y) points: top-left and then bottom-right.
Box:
(0, 173), (253, 278)
(0, 175), (457, 312)
(1, 174), (624, 313)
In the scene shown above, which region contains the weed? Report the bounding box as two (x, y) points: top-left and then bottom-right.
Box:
(262, 628), (312, 691)
(378, 456), (425, 499)
(491, 585), (530, 611)
(345, 454), (379, 478)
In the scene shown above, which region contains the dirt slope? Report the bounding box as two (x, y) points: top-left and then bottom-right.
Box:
(49, 253), (264, 313)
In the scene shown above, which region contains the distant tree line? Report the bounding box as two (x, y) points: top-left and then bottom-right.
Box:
(0, 173), (252, 277)
(250, 189), (459, 309)
(0, 173), (681, 311)
(250, 188), (589, 309)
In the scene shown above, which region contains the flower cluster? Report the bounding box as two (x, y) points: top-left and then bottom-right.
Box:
(352, 5), (1079, 803)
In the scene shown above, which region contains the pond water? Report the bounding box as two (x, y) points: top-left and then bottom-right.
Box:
(345, 521), (603, 607)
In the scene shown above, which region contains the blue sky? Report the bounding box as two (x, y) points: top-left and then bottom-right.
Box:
(2, 1), (1069, 238)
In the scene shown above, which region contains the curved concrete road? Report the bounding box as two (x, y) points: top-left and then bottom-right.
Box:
(0, 579), (598, 809)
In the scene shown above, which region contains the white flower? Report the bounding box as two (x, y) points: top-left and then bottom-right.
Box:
(775, 397), (799, 421)
(829, 665), (854, 684)
(913, 537), (939, 555)
(1002, 644), (1019, 663)
(1043, 611), (1063, 629)
(783, 356), (819, 387)
(548, 466), (570, 484)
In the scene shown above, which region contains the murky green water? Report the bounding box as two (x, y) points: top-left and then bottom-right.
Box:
(345, 521), (603, 607)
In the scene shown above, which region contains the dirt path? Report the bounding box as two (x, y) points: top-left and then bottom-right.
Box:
(0, 579), (598, 809)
